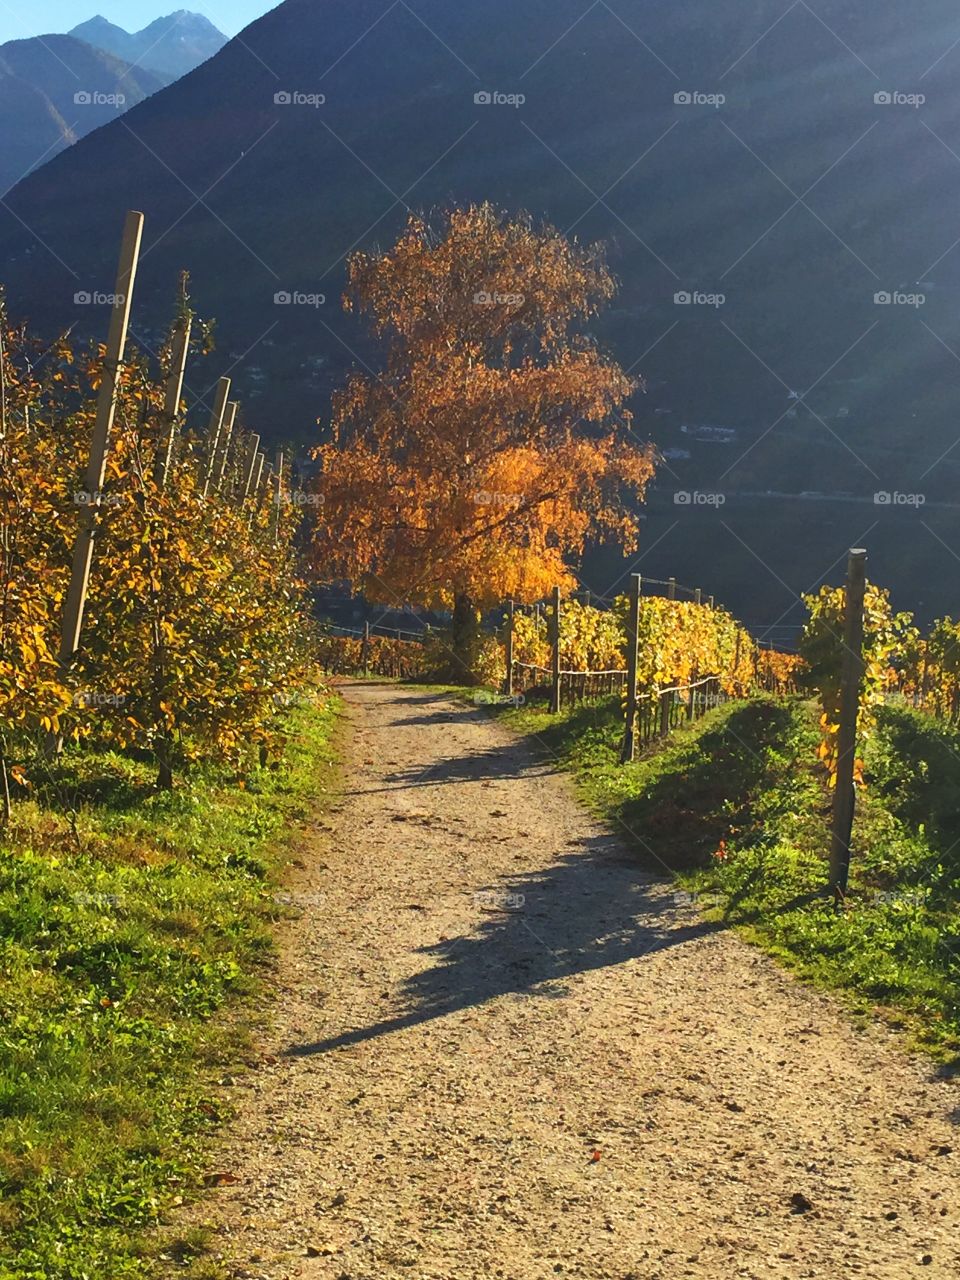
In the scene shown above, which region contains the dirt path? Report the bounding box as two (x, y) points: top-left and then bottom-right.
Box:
(190, 683), (959, 1280)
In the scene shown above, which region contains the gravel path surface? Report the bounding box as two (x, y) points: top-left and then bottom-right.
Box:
(188, 682), (960, 1280)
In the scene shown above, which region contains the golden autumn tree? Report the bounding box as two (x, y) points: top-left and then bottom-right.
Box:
(311, 203), (655, 670)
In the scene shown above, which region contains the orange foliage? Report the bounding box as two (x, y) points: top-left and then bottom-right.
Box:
(311, 204), (655, 611)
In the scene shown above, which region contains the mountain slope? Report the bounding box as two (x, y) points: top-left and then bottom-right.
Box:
(2, 0), (960, 623)
(70, 10), (227, 77)
(0, 35), (169, 195)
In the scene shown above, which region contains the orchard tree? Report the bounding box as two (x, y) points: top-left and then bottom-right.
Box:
(311, 203), (655, 672)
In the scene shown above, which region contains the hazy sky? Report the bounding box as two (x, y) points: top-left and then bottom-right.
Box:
(0, 1), (277, 43)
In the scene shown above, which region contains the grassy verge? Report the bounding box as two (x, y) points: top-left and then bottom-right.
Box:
(0, 693), (340, 1280)
(493, 692), (960, 1063)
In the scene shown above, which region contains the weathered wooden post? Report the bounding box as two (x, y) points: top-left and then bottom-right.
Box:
(153, 312), (192, 490)
(272, 448), (284, 546)
(829, 548), (867, 898)
(659, 688), (672, 737)
(620, 574), (642, 763)
(201, 377), (231, 498)
(504, 599), (516, 697)
(694, 588), (702, 606)
(668, 577), (677, 601)
(362, 621), (371, 676)
(56, 210), (144, 689)
(550, 585), (562, 714)
(213, 401), (238, 494)
(247, 451), (266, 528)
(241, 432), (261, 498)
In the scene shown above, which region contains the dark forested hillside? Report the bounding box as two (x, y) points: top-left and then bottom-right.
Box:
(2, 0), (960, 625)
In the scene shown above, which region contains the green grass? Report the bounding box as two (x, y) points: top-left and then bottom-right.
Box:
(0, 693), (340, 1280)
(493, 692), (960, 1063)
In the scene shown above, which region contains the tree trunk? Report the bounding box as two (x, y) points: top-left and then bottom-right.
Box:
(156, 731), (175, 791)
(451, 592), (480, 684)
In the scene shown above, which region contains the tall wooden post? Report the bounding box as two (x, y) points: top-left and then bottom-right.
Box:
(504, 599), (515, 697)
(550, 585), (562, 714)
(362, 621), (371, 676)
(668, 577), (677, 601)
(830, 548), (867, 898)
(272, 448), (284, 546)
(57, 211), (144, 674)
(213, 401), (238, 494)
(620, 573), (642, 763)
(241, 432), (261, 498)
(201, 377), (231, 498)
(153, 313), (192, 490)
(659, 689), (672, 736)
(694, 588), (702, 606)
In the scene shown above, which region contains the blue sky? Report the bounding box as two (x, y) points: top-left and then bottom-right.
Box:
(0, 2), (276, 43)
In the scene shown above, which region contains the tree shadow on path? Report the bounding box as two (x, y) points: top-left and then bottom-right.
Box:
(286, 691), (722, 1058)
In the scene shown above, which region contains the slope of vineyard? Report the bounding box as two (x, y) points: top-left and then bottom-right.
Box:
(0, 297), (316, 788)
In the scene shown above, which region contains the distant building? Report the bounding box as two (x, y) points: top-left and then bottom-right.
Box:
(679, 423), (739, 444)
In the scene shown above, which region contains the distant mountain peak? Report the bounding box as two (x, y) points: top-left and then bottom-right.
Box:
(68, 10), (227, 77)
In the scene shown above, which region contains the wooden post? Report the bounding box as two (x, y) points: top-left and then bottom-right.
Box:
(213, 401), (238, 494)
(504, 599), (515, 697)
(252, 451), (266, 497)
(241, 432), (261, 497)
(362, 621), (371, 675)
(694, 588), (702, 606)
(668, 577), (677, 601)
(57, 211), (144, 674)
(829, 548), (867, 898)
(659, 689), (671, 737)
(272, 448), (284, 546)
(708, 594), (714, 609)
(620, 573), (642, 763)
(153, 312), (192, 490)
(550, 585), (562, 713)
(201, 377), (231, 498)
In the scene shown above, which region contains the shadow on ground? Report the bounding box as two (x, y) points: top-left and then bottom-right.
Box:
(287, 689), (729, 1058)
